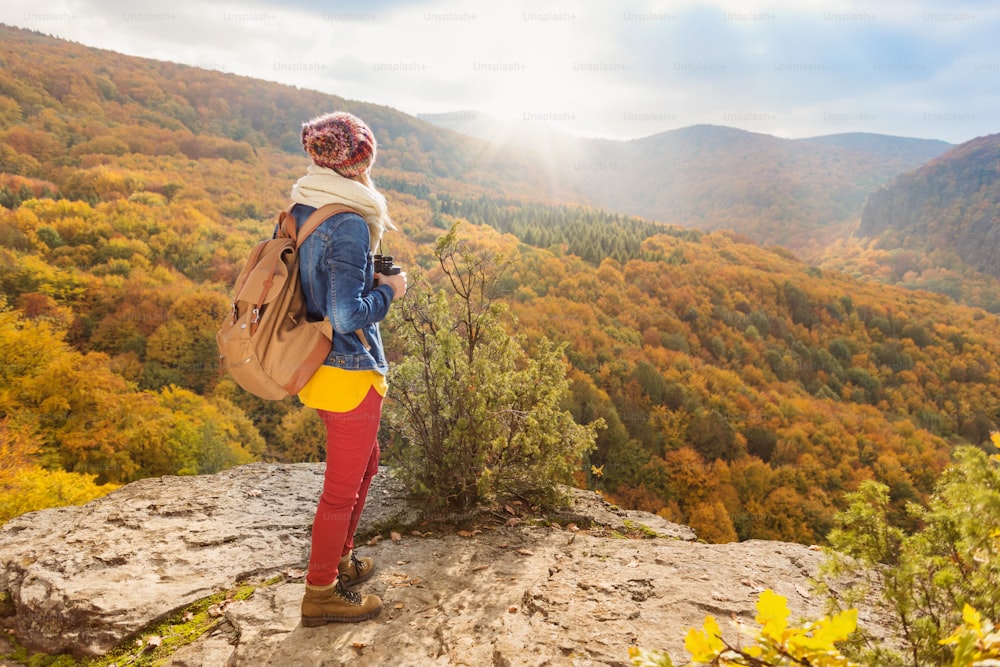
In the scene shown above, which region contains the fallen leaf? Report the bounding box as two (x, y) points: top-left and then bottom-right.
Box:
(284, 568), (306, 579)
(566, 523), (579, 532)
(505, 518), (520, 527)
(146, 635), (163, 649)
(626, 559), (639, 568)
(394, 603), (405, 609)
(808, 545), (822, 551)
(351, 642), (367, 653)
(390, 531), (403, 542)
(508, 606), (518, 613)
(505, 504), (517, 515)
(396, 560), (410, 565)
(517, 548), (534, 556)
(711, 591), (727, 601)
(457, 530), (475, 538)
(471, 564), (489, 572)
(366, 536), (381, 546)
(795, 585), (811, 599)
(410, 578), (421, 585)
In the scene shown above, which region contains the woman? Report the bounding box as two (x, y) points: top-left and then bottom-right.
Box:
(290, 111), (407, 626)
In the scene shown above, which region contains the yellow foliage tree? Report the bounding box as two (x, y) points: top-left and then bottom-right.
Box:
(687, 501), (738, 544)
(0, 466), (118, 526)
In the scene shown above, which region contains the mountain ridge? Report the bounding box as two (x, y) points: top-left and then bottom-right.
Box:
(797, 131), (953, 160)
(417, 110), (954, 246)
(800, 132), (1000, 311)
(858, 132), (1000, 272)
(554, 123), (952, 246)
(418, 109), (951, 154)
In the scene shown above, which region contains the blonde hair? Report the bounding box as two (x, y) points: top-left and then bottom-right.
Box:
(353, 169), (397, 244)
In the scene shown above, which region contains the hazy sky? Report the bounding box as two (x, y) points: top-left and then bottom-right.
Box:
(3, 0), (998, 143)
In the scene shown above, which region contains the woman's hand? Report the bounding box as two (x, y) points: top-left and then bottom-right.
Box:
(377, 271), (407, 300)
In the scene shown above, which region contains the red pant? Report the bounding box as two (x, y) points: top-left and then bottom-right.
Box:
(307, 386), (382, 587)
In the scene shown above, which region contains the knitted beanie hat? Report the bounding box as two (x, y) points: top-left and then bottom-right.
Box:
(300, 112), (376, 178)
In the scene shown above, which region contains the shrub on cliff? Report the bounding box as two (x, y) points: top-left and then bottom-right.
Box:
(819, 435), (1000, 666)
(383, 223), (602, 510)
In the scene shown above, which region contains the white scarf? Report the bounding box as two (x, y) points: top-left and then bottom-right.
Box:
(289, 165), (395, 243)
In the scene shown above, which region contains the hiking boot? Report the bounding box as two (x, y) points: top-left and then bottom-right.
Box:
(338, 550), (375, 588)
(301, 577), (382, 626)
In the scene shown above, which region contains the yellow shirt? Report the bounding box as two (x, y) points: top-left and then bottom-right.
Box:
(297, 366), (387, 413)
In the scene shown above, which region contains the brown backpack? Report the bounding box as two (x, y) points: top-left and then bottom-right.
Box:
(216, 203), (356, 400)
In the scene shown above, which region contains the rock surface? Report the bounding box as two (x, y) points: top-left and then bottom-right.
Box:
(0, 464), (416, 657)
(0, 464), (890, 665)
(170, 534), (856, 667)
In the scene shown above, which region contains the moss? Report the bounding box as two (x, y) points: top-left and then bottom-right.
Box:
(622, 519), (661, 539)
(1, 578), (282, 667)
(0, 590), (14, 617)
(85, 584), (258, 667)
(232, 584), (255, 602)
(1, 628), (77, 667)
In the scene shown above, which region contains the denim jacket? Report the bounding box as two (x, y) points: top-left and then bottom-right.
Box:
(290, 203), (394, 374)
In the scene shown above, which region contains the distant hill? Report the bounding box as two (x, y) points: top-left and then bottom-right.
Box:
(548, 125), (952, 247)
(419, 111), (953, 247)
(801, 132), (952, 164)
(858, 133), (1000, 278)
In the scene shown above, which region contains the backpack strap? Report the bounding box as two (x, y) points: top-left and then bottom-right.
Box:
(279, 203), (373, 349)
(277, 204), (364, 248)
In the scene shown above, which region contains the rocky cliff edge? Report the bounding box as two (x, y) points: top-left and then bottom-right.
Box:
(0, 464), (888, 666)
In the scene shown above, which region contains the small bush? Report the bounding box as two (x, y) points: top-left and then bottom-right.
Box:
(819, 435), (1000, 666)
(384, 223), (602, 510)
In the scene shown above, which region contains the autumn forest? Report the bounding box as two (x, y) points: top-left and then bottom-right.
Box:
(1, 25), (999, 545)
